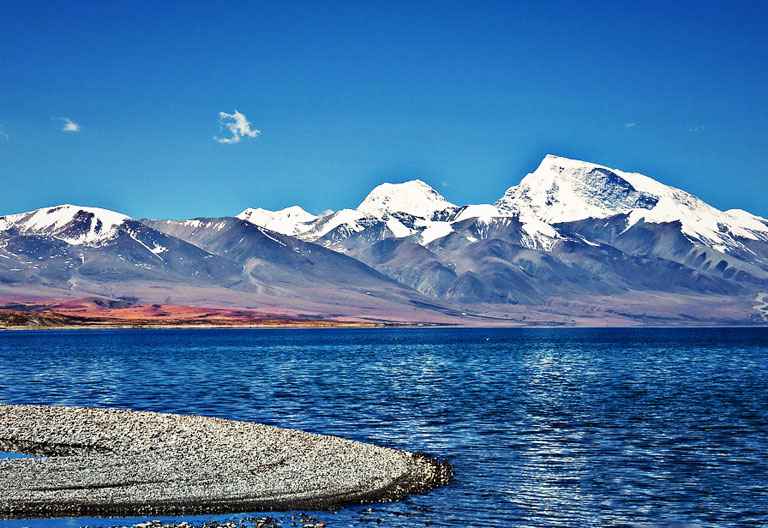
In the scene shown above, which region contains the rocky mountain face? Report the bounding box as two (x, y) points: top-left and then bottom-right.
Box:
(144, 217), (412, 293)
(3, 155), (768, 325)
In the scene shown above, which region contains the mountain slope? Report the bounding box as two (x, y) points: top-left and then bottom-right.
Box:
(143, 217), (461, 321)
(352, 214), (742, 304)
(145, 217), (403, 288)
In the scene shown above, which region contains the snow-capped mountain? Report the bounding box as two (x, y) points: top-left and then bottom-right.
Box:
(0, 204), (252, 292)
(237, 206), (318, 237)
(229, 155), (768, 261)
(323, 177), (559, 251)
(337, 178), (567, 250)
(279, 154), (768, 313)
(357, 180), (456, 219)
(497, 155), (768, 254)
(235, 157), (768, 258)
(3, 153), (768, 326)
(238, 180), (464, 249)
(0, 204), (129, 245)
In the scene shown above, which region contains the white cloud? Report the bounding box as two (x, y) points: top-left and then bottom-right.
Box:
(0, 125), (8, 143)
(214, 110), (261, 144)
(624, 122), (638, 128)
(688, 125), (704, 133)
(60, 117), (80, 133)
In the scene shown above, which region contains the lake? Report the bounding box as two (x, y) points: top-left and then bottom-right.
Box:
(1, 327), (767, 527)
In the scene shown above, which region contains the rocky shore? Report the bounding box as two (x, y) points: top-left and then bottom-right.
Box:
(0, 405), (452, 518)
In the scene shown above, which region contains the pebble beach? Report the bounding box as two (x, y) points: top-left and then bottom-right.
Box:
(0, 405), (452, 519)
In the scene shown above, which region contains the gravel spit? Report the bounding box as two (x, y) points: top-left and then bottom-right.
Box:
(0, 405), (452, 518)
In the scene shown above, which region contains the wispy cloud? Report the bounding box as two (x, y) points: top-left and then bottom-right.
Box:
(0, 124), (8, 143)
(688, 125), (704, 133)
(214, 110), (261, 144)
(624, 122), (638, 128)
(58, 117), (81, 133)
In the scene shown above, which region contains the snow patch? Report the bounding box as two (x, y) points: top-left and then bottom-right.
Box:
(385, 218), (413, 238)
(455, 204), (501, 222)
(257, 227), (288, 247)
(420, 222), (453, 244)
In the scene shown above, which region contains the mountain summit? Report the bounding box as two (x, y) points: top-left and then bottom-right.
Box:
(0, 204), (130, 245)
(239, 179), (458, 248)
(357, 179), (456, 219)
(237, 206), (318, 237)
(497, 154), (768, 253)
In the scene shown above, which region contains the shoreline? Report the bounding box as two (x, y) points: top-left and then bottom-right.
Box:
(3, 294), (766, 331)
(0, 405), (453, 519)
(0, 321), (452, 331)
(2, 321), (767, 331)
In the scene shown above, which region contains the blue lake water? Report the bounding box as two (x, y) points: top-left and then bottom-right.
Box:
(1, 327), (767, 527)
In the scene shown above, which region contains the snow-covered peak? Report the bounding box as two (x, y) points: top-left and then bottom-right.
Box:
(0, 204), (129, 245)
(497, 154), (768, 252)
(357, 179), (456, 219)
(497, 155), (660, 224)
(237, 205), (318, 236)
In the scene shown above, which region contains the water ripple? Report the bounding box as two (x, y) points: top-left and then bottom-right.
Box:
(1, 327), (767, 527)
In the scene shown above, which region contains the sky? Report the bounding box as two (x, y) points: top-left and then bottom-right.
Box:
(1, 0), (767, 219)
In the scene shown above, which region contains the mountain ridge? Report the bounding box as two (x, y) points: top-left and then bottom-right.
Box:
(2, 154), (767, 326)
(234, 154), (768, 259)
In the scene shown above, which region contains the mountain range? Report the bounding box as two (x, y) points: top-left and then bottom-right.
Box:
(2, 155), (767, 327)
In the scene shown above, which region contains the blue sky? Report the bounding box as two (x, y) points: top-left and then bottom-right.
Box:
(1, 1), (766, 218)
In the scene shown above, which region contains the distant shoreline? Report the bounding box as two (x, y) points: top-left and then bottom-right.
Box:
(0, 320), (428, 331)
(0, 302), (450, 331)
(0, 322), (421, 331)
(2, 322), (767, 332)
